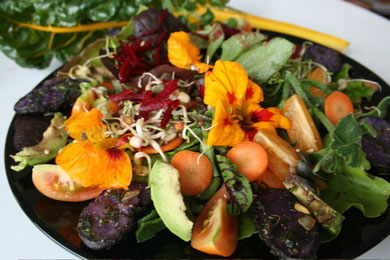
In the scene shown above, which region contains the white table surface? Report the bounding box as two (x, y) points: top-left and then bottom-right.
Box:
(1, 0), (389, 259)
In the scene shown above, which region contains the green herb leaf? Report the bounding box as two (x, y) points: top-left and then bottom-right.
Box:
(216, 155), (253, 216)
(235, 37), (294, 84)
(220, 31), (265, 61)
(332, 114), (363, 146)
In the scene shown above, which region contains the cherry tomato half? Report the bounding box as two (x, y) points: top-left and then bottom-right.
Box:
(191, 185), (238, 257)
(32, 164), (102, 202)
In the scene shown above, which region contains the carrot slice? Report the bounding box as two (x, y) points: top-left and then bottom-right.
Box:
(309, 67), (328, 83)
(308, 67), (328, 98)
(138, 137), (183, 154)
(174, 122), (185, 131)
(364, 81), (380, 92)
(325, 91), (354, 125)
(101, 82), (114, 90)
(171, 150), (213, 196)
(107, 101), (119, 115)
(226, 141), (268, 181)
(255, 169), (285, 189)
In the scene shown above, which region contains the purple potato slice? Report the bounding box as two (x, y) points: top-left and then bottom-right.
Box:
(251, 188), (320, 258)
(77, 183), (151, 250)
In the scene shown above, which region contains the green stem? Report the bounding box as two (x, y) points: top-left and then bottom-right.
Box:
(311, 107), (335, 133)
(286, 73), (314, 109)
(278, 79), (291, 109)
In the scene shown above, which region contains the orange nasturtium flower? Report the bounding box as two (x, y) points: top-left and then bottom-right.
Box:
(167, 31), (210, 73)
(204, 60), (291, 147)
(56, 108), (132, 190)
(64, 108), (105, 141)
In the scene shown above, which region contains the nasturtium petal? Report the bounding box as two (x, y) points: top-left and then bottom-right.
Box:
(56, 139), (132, 190)
(167, 31), (209, 73)
(206, 102), (245, 147)
(64, 108), (105, 141)
(267, 107), (292, 130)
(245, 80), (264, 104)
(204, 60), (248, 108)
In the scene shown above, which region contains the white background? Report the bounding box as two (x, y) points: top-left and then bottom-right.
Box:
(1, 0), (390, 258)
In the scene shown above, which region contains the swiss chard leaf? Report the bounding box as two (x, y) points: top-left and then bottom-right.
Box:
(216, 155), (253, 216)
(0, 0), (229, 68)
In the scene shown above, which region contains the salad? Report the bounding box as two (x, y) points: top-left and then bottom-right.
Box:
(9, 7), (390, 259)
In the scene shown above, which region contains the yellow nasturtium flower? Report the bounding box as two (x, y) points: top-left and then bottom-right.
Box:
(204, 60), (291, 147)
(167, 31), (210, 73)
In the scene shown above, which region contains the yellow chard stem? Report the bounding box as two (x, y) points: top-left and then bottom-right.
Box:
(2, 17), (129, 33)
(196, 6), (350, 52)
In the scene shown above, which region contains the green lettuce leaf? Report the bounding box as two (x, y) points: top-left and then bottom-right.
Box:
(321, 165), (390, 218)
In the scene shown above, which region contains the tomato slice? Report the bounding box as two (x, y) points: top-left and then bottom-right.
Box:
(191, 186), (238, 257)
(32, 164), (102, 202)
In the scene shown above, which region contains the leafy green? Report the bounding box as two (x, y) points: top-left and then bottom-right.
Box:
(344, 81), (374, 104)
(235, 37), (295, 84)
(135, 209), (166, 243)
(309, 114), (390, 218)
(358, 96), (390, 118)
(216, 155), (253, 216)
(199, 7), (214, 26)
(333, 63), (352, 82)
(196, 110), (222, 201)
(204, 23), (225, 61)
(311, 114), (370, 173)
(0, 0), (137, 68)
(0, 0), (229, 68)
(321, 165), (390, 218)
(220, 31), (266, 61)
(11, 113), (68, 171)
(238, 212), (257, 240)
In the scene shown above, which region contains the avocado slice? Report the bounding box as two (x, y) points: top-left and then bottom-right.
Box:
(150, 160), (193, 241)
(11, 113), (68, 171)
(283, 174), (345, 238)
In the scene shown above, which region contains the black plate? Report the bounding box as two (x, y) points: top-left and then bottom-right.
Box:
(5, 31), (390, 259)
